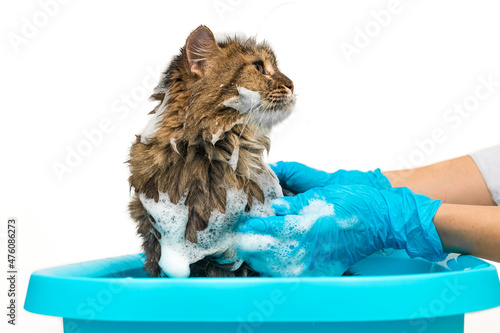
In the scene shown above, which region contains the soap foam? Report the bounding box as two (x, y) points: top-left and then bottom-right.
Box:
(222, 86), (294, 128)
(270, 197), (290, 210)
(170, 138), (180, 155)
(235, 198), (350, 277)
(211, 119), (244, 145)
(229, 145), (239, 171)
(139, 165), (283, 278)
(211, 128), (223, 145)
(223, 86), (262, 114)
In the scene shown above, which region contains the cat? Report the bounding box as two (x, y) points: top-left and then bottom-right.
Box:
(128, 25), (295, 278)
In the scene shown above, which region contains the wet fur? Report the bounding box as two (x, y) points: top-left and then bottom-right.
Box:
(128, 26), (294, 277)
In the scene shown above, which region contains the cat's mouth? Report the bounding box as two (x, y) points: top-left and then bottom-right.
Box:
(222, 86), (295, 128)
(252, 88), (295, 127)
(265, 88), (296, 112)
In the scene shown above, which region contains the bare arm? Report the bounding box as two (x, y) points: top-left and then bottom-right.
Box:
(382, 154), (499, 260)
(383, 155), (496, 206)
(433, 204), (500, 262)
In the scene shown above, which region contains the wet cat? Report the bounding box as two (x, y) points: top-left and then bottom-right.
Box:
(128, 25), (295, 277)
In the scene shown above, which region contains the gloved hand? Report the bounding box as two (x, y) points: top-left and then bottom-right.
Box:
(235, 185), (446, 277)
(270, 161), (392, 194)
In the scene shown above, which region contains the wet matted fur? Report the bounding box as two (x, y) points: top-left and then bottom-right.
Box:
(128, 25), (295, 277)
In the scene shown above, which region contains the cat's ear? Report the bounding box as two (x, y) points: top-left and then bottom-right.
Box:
(185, 26), (220, 77)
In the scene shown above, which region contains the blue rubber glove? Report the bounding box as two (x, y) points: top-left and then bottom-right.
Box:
(235, 185), (446, 277)
(270, 161), (392, 194)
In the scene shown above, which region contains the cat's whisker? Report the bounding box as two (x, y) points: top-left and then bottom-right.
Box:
(239, 115), (252, 140)
(238, 98), (261, 139)
(256, 102), (273, 127)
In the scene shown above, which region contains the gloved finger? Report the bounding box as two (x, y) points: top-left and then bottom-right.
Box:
(270, 197), (295, 215)
(270, 161), (333, 194)
(326, 169), (392, 189)
(233, 232), (279, 253)
(271, 190), (328, 216)
(245, 256), (306, 277)
(235, 216), (286, 236)
(236, 215), (312, 240)
(271, 194), (309, 216)
(238, 242), (306, 277)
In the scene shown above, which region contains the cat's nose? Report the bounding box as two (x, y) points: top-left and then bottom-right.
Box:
(272, 72), (294, 94)
(284, 80), (294, 93)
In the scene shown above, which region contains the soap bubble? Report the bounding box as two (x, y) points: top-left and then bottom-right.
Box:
(139, 166), (283, 278)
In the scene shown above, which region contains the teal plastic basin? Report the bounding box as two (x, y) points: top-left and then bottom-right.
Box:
(24, 251), (500, 333)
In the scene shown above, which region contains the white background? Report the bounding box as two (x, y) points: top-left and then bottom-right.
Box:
(1, 0), (500, 332)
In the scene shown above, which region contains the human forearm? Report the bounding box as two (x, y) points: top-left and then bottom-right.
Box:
(433, 203), (500, 262)
(383, 155), (496, 206)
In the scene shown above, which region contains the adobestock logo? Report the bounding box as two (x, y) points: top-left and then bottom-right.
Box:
(404, 278), (467, 333)
(51, 65), (162, 182)
(212, 0), (244, 21)
(231, 279), (301, 333)
(394, 73), (499, 181)
(339, 0), (411, 64)
(235, 289), (286, 333)
(7, 0), (71, 54)
(63, 277), (133, 333)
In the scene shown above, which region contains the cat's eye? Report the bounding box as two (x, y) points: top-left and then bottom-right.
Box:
(252, 61), (268, 75)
